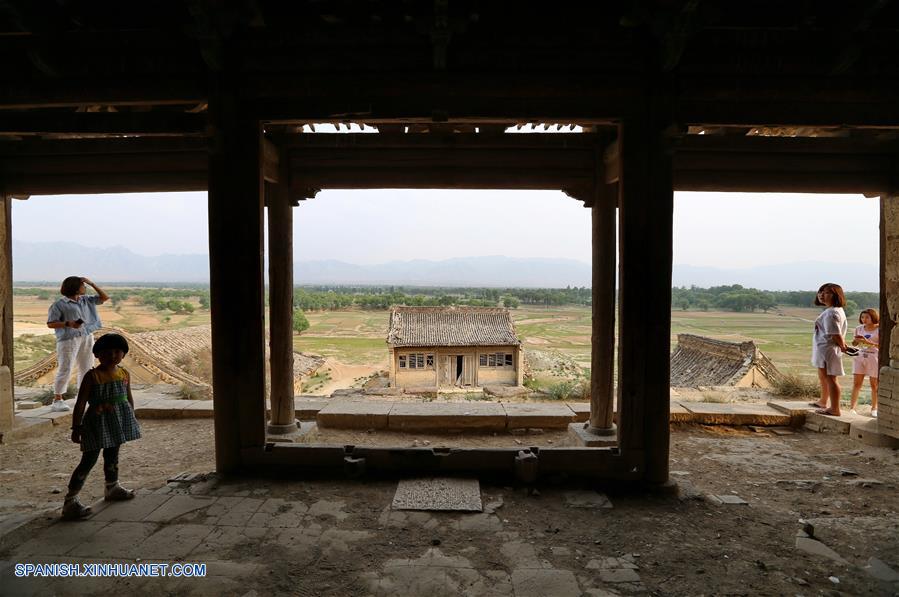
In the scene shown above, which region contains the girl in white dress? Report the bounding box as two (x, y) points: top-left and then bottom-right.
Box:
(849, 308), (880, 417)
(810, 283), (849, 416)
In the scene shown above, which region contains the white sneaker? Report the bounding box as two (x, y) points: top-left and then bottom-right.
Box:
(871, 409), (878, 418)
(61, 497), (92, 520)
(850, 409), (858, 416)
(50, 400), (70, 412)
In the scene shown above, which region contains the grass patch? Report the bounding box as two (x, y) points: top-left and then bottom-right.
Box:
(301, 370), (332, 393)
(545, 379), (589, 401)
(772, 373), (820, 398)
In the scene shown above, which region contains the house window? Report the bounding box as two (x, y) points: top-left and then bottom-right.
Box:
(480, 352), (513, 368)
(400, 353), (434, 370)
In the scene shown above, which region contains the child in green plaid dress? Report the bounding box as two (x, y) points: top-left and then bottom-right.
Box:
(62, 333), (141, 520)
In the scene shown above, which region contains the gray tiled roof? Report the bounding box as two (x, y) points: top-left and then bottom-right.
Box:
(669, 334), (782, 387)
(387, 306), (520, 347)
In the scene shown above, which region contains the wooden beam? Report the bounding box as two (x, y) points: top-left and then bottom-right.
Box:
(262, 137), (279, 184)
(0, 111), (208, 136)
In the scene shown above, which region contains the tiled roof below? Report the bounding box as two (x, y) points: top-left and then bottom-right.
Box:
(388, 306), (520, 347)
(669, 334), (782, 388)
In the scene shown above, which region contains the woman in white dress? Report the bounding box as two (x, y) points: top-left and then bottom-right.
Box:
(810, 283), (849, 416)
(849, 308), (880, 417)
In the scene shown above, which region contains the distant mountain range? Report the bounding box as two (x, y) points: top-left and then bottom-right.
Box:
(11, 240), (879, 291)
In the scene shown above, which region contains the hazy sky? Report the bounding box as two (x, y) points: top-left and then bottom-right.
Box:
(11, 190), (879, 267)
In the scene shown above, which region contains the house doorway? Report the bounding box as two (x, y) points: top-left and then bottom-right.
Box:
(440, 354), (476, 387)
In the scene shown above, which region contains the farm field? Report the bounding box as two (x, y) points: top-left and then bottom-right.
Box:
(11, 291), (877, 402)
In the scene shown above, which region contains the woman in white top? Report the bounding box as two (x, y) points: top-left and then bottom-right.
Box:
(810, 283), (849, 416)
(849, 308), (880, 417)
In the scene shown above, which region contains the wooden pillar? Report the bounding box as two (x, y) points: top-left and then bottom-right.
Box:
(0, 193), (12, 378)
(880, 194), (895, 369)
(208, 72), (267, 473)
(0, 192), (13, 434)
(266, 139), (297, 434)
(616, 113), (674, 485)
(588, 180), (617, 434)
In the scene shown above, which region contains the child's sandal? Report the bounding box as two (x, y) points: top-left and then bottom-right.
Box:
(61, 497), (92, 520)
(104, 484), (136, 501)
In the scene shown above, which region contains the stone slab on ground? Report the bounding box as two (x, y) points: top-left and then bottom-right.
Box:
(180, 400), (215, 418)
(483, 385), (530, 398)
(294, 398), (328, 420)
(392, 478), (482, 512)
(0, 416), (53, 443)
(504, 402), (575, 429)
(566, 402), (590, 423)
(669, 402), (694, 423)
(134, 399), (190, 419)
(679, 402), (791, 426)
(767, 400), (816, 426)
(804, 411), (866, 434)
(848, 417), (899, 448)
(14, 401), (41, 410)
(317, 400), (393, 430)
(388, 402), (506, 432)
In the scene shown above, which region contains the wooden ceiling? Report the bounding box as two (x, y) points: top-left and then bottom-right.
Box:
(1, 1), (898, 197)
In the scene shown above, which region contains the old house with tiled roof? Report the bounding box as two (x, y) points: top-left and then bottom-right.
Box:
(669, 334), (783, 389)
(387, 306), (523, 389)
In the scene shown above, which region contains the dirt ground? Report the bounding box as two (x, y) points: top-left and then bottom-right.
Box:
(2, 416), (898, 595)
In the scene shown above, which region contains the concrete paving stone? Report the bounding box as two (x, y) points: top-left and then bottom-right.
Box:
(599, 568), (641, 583)
(294, 398), (328, 420)
(15, 400), (41, 410)
(565, 402), (591, 423)
(550, 547), (572, 556)
(511, 568), (581, 597)
(317, 400), (393, 429)
(179, 401), (215, 418)
(669, 402), (695, 423)
(318, 528), (372, 556)
(28, 408), (74, 426)
(795, 536), (850, 565)
(450, 513), (503, 532)
(864, 557), (899, 582)
(307, 499), (349, 521)
(388, 401), (506, 432)
(15, 521), (109, 556)
(804, 411), (864, 434)
(374, 565), (452, 597)
(504, 402), (575, 429)
(501, 541), (550, 569)
(446, 567), (514, 596)
(247, 498), (308, 528)
(142, 495), (216, 522)
(69, 521), (158, 558)
(711, 494), (748, 505)
(563, 490), (613, 509)
(679, 402), (791, 426)
(3, 416), (53, 441)
(274, 522), (324, 549)
(138, 524), (215, 559)
(188, 525), (267, 559)
(585, 557), (639, 570)
(393, 477), (483, 512)
(133, 399), (190, 419)
(212, 497), (265, 526)
(91, 494), (171, 522)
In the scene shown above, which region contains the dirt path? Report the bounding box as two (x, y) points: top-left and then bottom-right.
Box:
(312, 358), (382, 396)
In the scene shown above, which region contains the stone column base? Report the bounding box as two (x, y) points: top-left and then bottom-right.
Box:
(266, 420), (316, 443)
(568, 422), (617, 447)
